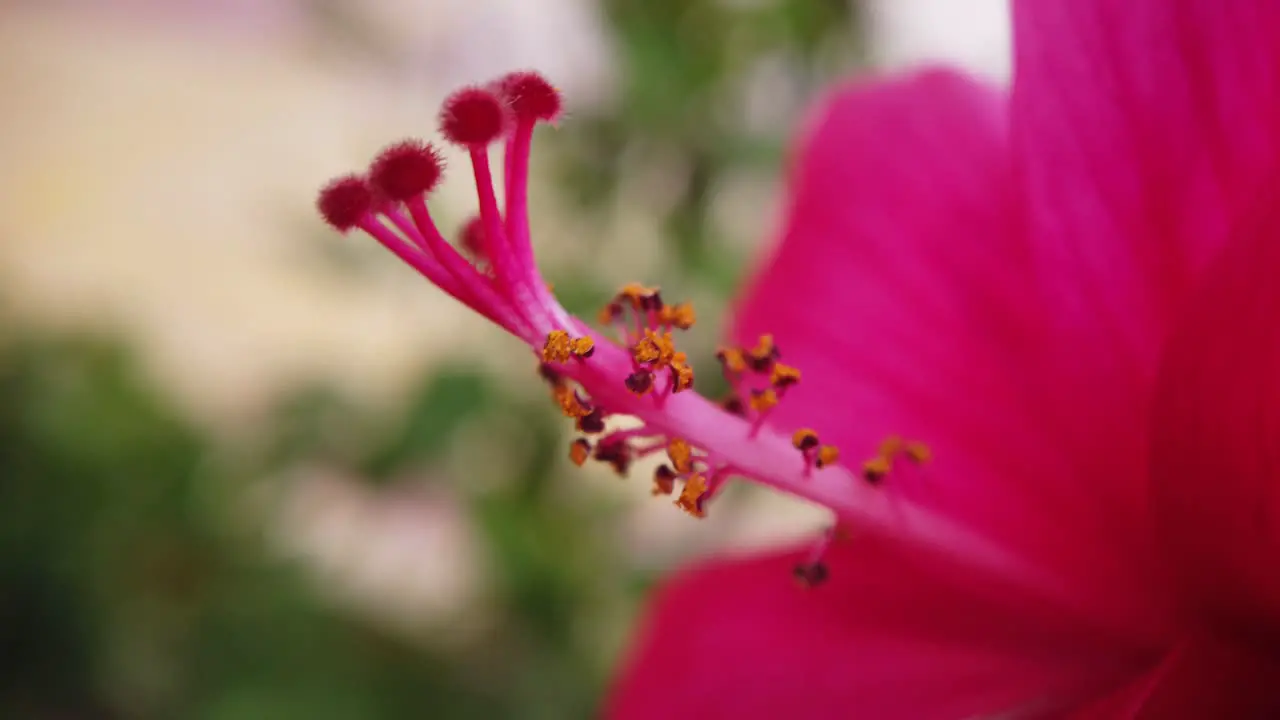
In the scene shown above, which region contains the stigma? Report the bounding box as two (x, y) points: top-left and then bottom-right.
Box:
(314, 71), (920, 534)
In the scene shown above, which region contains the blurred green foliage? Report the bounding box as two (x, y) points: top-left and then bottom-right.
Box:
(0, 3), (860, 718)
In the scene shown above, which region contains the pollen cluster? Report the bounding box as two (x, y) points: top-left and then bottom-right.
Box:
(861, 434), (932, 485)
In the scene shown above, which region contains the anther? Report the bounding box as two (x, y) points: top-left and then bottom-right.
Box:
(652, 464), (677, 496)
(745, 334), (779, 372)
(815, 445), (840, 469)
(721, 395), (746, 416)
(770, 363), (801, 389)
(537, 362), (562, 385)
(368, 140), (445, 202)
(792, 428), (820, 451)
(878, 435), (905, 457)
(317, 175), (374, 232)
(792, 561), (829, 589)
(749, 388), (778, 414)
(667, 438), (694, 473)
(542, 330), (573, 363)
(625, 371), (654, 395)
(594, 438), (633, 476)
(633, 330), (675, 367)
(571, 336), (595, 358)
(569, 438), (591, 466)
(552, 383), (593, 418)
(598, 301), (623, 326)
(715, 347), (748, 374)
(904, 441), (933, 464)
(576, 408), (606, 434)
(670, 356), (695, 393)
(618, 283), (661, 310)
(660, 302), (696, 330)
(861, 455), (890, 484)
(674, 474), (708, 518)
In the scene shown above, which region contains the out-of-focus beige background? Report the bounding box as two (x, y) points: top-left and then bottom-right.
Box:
(0, 2), (1007, 717)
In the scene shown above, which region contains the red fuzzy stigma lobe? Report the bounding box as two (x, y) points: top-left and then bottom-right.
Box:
(317, 174), (373, 232)
(439, 87), (508, 146)
(498, 72), (562, 122)
(459, 215), (486, 258)
(368, 140), (444, 202)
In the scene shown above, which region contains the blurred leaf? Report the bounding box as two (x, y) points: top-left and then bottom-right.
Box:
(360, 364), (493, 481)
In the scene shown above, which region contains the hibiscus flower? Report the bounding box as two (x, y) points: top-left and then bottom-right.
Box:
(315, 0), (1280, 716)
(607, 1), (1280, 717)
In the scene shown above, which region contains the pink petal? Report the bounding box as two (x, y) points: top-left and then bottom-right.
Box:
(1011, 0), (1280, 365)
(731, 70), (1165, 633)
(1069, 632), (1280, 718)
(1149, 179), (1280, 636)
(607, 541), (1148, 719)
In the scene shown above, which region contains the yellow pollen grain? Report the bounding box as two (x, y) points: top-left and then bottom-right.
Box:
(569, 438), (591, 466)
(815, 444), (841, 469)
(792, 428), (819, 450)
(553, 384), (592, 419)
(674, 474), (708, 518)
(861, 454), (890, 478)
(750, 333), (776, 360)
(716, 347), (747, 374)
(661, 302), (696, 330)
(770, 363), (801, 388)
(749, 388), (778, 413)
(671, 362), (694, 393)
(571, 336), (595, 358)
(652, 465), (676, 496)
(878, 435), (904, 457)
(619, 282), (659, 309)
(598, 302), (623, 325)
(541, 330), (572, 363)
(904, 441), (933, 464)
(633, 336), (661, 364)
(667, 437), (694, 473)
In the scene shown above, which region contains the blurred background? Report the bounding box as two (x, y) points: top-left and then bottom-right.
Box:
(0, 1), (1007, 717)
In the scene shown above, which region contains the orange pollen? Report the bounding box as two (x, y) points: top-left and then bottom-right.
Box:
(598, 301), (623, 325)
(660, 302), (696, 330)
(878, 435), (905, 457)
(674, 473), (708, 518)
(569, 438), (591, 466)
(633, 329), (676, 367)
(792, 428), (820, 451)
(671, 360), (695, 393)
(652, 464), (677, 496)
(542, 330), (573, 363)
(552, 383), (592, 418)
(667, 437), (694, 473)
(618, 282), (661, 309)
(861, 454), (890, 482)
(571, 336), (595, 358)
(770, 363), (801, 389)
(746, 333), (779, 370)
(904, 441), (933, 464)
(749, 388), (778, 413)
(815, 444), (840, 468)
(715, 347), (748, 374)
